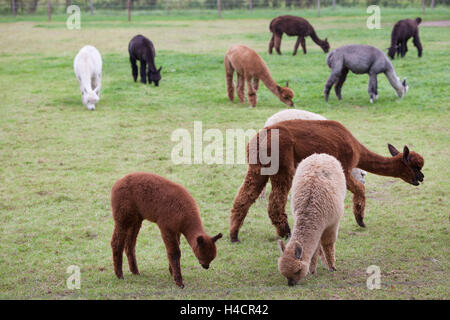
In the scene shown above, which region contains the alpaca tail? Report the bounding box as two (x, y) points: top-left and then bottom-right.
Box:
(224, 56), (235, 102)
(326, 51), (334, 69)
(416, 17), (422, 25)
(269, 19), (275, 32)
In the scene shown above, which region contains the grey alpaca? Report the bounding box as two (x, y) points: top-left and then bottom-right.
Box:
(324, 44), (408, 103)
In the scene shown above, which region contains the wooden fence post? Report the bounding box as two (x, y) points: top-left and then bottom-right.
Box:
(217, 0), (221, 19)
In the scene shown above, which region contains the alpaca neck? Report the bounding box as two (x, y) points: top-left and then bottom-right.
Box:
(385, 68), (404, 97)
(290, 221), (322, 263)
(310, 30), (326, 48)
(259, 67), (281, 98)
(357, 145), (401, 178)
(182, 213), (206, 250)
(145, 52), (157, 73)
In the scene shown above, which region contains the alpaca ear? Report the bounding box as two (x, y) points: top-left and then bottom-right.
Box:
(197, 236), (205, 247)
(295, 242), (303, 260)
(158, 66), (162, 72)
(212, 233), (222, 243)
(278, 240), (285, 253)
(94, 86), (100, 95)
(402, 78), (407, 87)
(285, 81), (289, 88)
(388, 143), (400, 156)
(402, 146), (410, 163)
(277, 85), (282, 93)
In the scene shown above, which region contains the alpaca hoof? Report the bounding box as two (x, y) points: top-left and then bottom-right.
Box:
(230, 231), (240, 243)
(178, 284), (185, 289)
(116, 274), (124, 279)
(330, 266), (337, 272)
(356, 216), (366, 228)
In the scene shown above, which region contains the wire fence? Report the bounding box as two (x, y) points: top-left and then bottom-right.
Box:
(2, 0), (445, 16)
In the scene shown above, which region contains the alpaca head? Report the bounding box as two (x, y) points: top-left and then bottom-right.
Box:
(278, 240), (308, 286)
(388, 46), (397, 59)
(388, 144), (424, 186)
(81, 87), (99, 111)
(277, 82), (295, 107)
(148, 67), (162, 86)
(394, 77), (408, 98)
(193, 233), (222, 269)
(322, 38), (330, 53)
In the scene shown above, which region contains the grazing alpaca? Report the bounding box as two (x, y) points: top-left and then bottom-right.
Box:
(278, 154), (346, 286)
(225, 44), (294, 108)
(74, 45), (102, 111)
(268, 15), (330, 56)
(258, 109), (366, 200)
(111, 172), (222, 288)
(128, 35), (162, 86)
(324, 44), (408, 103)
(229, 119), (425, 242)
(388, 18), (423, 59)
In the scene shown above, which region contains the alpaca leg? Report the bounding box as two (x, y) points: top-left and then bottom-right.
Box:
(268, 172), (293, 239)
(346, 171), (366, 227)
(236, 73), (245, 103)
(324, 70), (341, 102)
(258, 185), (267, 200)
(368, 73), (378, 103)
(139, 61), (147, 84)
(334, 67), (348, 100)
(130, 57), (138, 82)
(401, 40), (407, 58)
(293, 37), (301, 56)
(253, 78), (260, 91)
(161, 230), (184, 288)
(124, 219), (143, 275)
(321, 226), (338, 271)
(230, 166), (269, 242)
(246, 77), (257, 108)
(309, 245), (321, 275)
(300, 37), (307, 54)
(274, 33), (283, 55)
(413, 34), (423, 57)
(268, 34), (275, 54)
(111, 223), (128, 279)
(225, 57), (235, 102)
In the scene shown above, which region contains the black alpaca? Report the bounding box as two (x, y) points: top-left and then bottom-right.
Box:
(128, 35), (162, 86)
(388, 18), (423, 59)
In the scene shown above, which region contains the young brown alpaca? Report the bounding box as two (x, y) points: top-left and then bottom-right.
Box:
(268, 15), (330, 56)
(111, 172), (222, 288)
(229, 120), (425, 242)
(388, 18), (422, 59)
(225, 44), (294, 108)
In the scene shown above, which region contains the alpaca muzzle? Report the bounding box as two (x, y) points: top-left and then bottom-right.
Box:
(201, 264), (209, 270)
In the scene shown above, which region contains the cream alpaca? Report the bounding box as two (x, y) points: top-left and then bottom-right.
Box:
(259, 109), (367, 199)
(278, 153), (346, 286)
(224, 44), (294, 108)
(74, 45), (102, 110)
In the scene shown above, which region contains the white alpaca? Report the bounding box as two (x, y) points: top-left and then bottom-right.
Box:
(74, 45), (102, 111)
(278, 153), (346, 286)
(259, 109), (367, 199)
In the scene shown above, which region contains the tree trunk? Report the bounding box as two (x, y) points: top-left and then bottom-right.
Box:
(48, 0), (51, 21)
(128, 0), (131, 22)
(332, 0), (336, 10)
(422, 0), (425, 14)
(29, 0), (38, 13)
(11, 0), (16, 16)
(217, 0), (221, 19)
(89, 0), (93, 15)
(166, 0), (169, 14)
(317, 0), (320, 17)
(65, 0), (71, 7)
(249, 0), (253, 11)
(431, 0), (435, 9)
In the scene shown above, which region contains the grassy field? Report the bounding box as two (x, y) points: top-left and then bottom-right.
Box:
(0, 7), (449, 300)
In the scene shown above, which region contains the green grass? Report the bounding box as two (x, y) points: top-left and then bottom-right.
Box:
(0, 7), (449, 299)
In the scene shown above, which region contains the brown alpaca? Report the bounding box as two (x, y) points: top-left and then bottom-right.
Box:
(268, 15), (330, 56)
(278, 154), (346, 286)
(224, 44), (294, 108)
(229, 120), (425, 242)
(111, 172), (222, 288)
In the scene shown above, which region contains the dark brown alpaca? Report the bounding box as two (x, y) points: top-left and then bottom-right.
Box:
(229, 120), (425, 242)
(269, 15), (330, 56)
(388, 18), (423, 59)
(111, 172), (222, 288)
